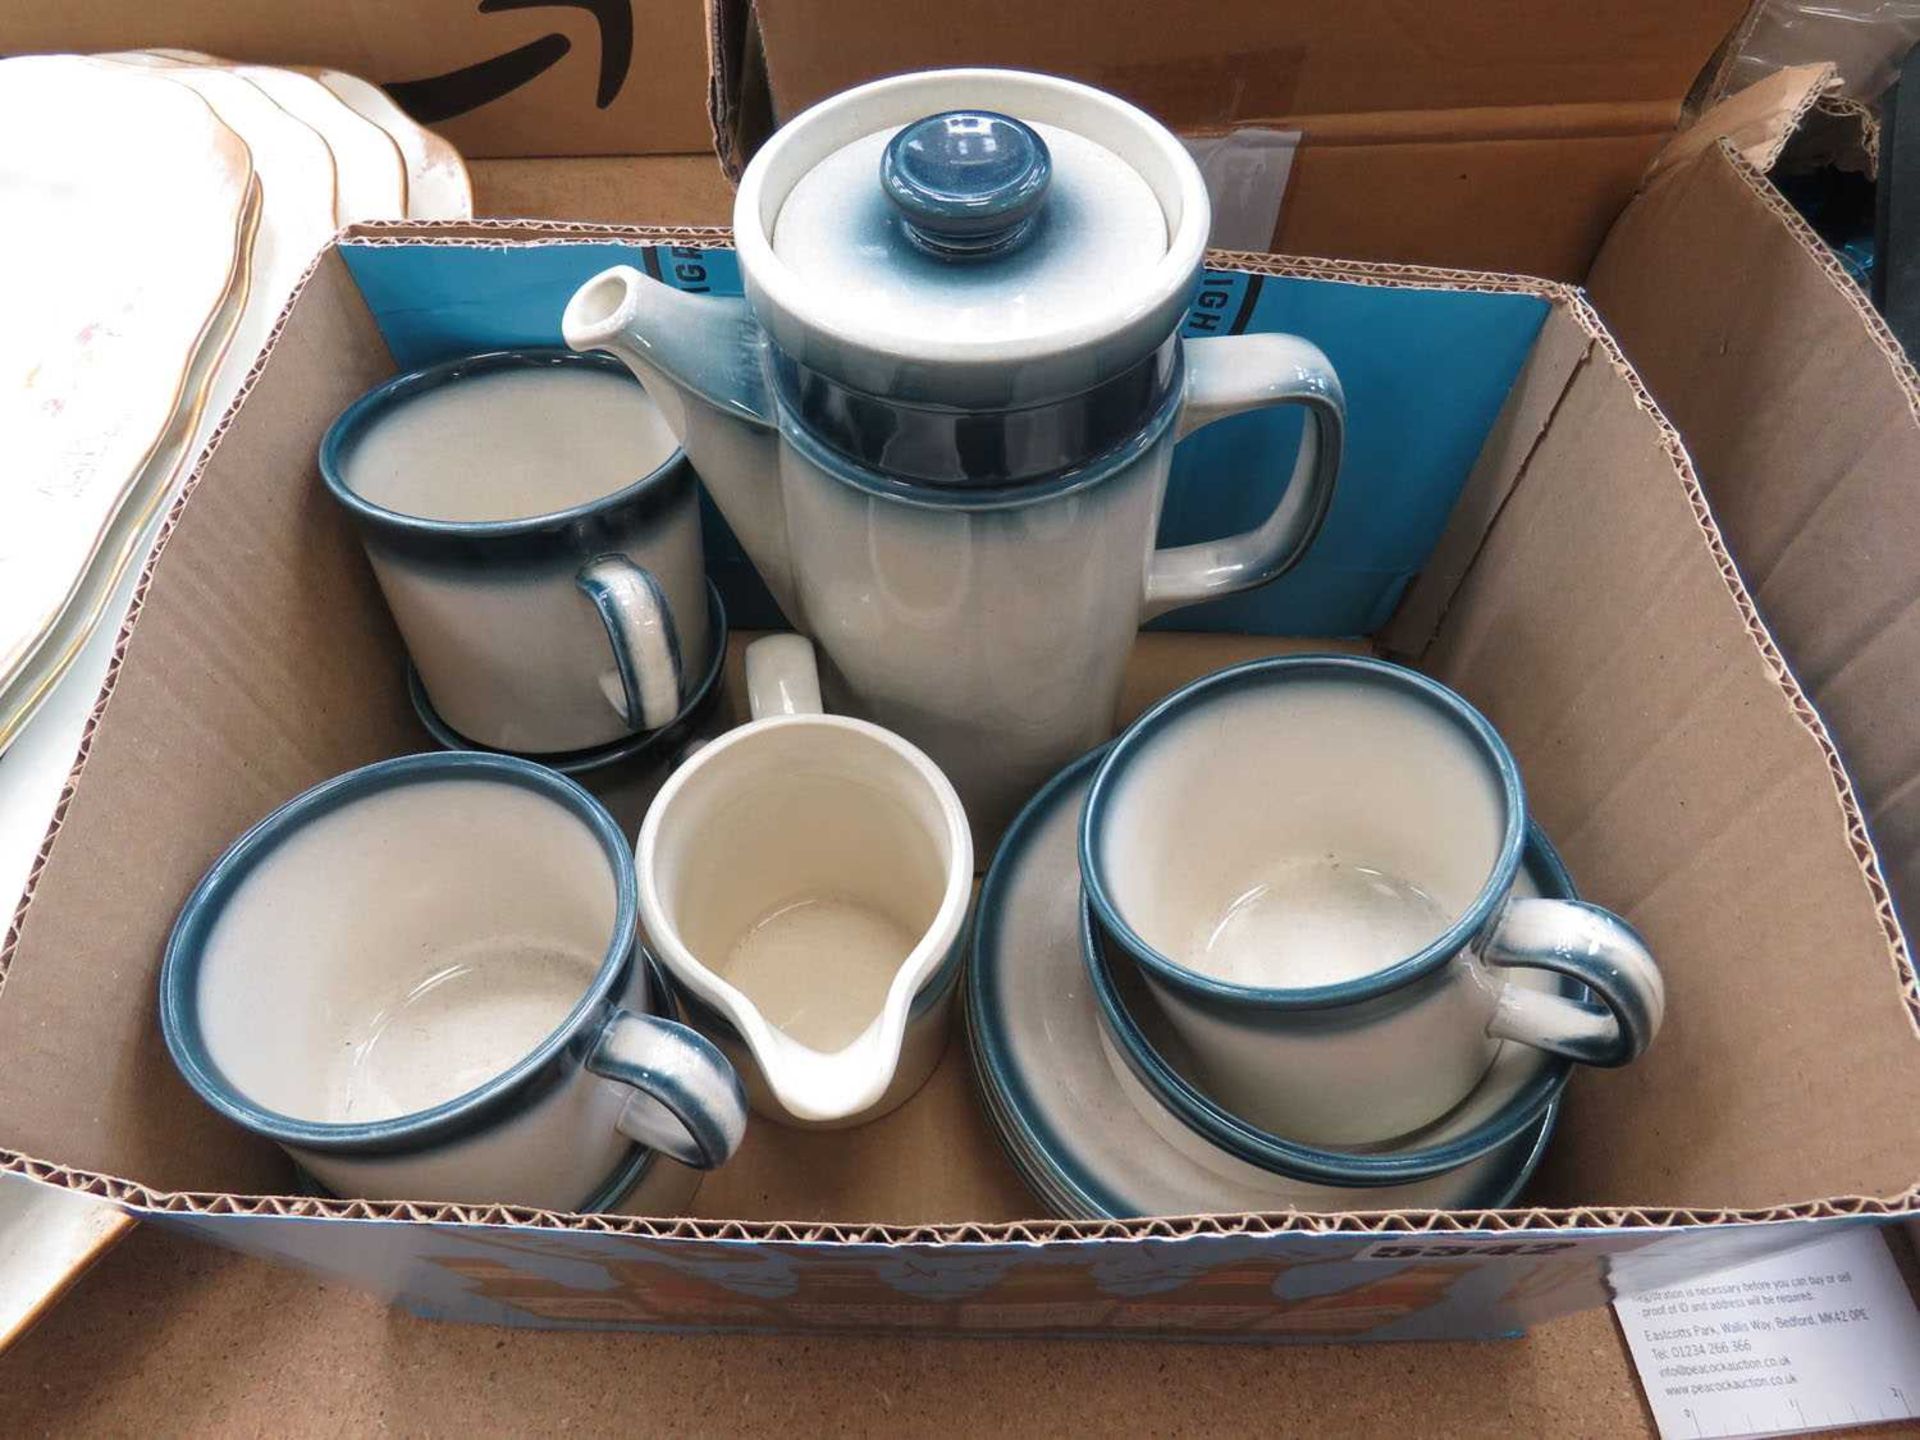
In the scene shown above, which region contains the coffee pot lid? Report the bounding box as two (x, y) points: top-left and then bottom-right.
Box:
(735, 70), (1211, 411)
(770, 108), (1169, 352)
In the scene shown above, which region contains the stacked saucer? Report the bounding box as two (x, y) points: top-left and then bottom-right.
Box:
(969, 653), (1664, 1221)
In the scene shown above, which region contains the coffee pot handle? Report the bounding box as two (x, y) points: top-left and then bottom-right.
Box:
(585, 1008), (749, 1169)
(1480, 897), (1666, 1067)
(576, 554), (684, 732)
(1143, 334), (1345, 620)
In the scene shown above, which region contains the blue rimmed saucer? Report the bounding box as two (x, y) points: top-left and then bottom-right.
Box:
(966, 748), (1557, 1222)
(407, 579), (728, 775)
(1083, 825), (1584, 1187)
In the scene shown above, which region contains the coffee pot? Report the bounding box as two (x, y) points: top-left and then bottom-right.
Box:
(564, 68), (1344, 844)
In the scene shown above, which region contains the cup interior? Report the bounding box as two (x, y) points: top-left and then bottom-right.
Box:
(1089, 661), (1518, 992)
(325, 351), (680, 528)
(646, 720), (960, 1051)
(185, 768), (620, 1126)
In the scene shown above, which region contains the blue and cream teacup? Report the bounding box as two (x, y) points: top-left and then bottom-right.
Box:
(159, 751), (748, 1211)
(321, 348), (710, 756)
(1079, 654), (1665, 1149)
(1082, 822), (1583, 1187)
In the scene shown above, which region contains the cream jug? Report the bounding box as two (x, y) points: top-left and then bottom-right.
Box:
(564, 68), (1345, 844)
(635, 636), (974, 1128)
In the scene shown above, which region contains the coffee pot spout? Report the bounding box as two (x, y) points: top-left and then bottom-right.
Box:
(562, 265), (797, 617)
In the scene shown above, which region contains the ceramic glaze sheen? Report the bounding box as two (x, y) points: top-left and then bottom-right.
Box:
(343, 366), (680, 523)
(197, 778), (615, 1124)
(771, 121), (1167, 346)
(1195, 859), (1453, 988)
(293, 954), (656, 1211)
(967, 751), (1556, 1218)
(778, 428), (1173, 841)
(338, 946), (601, 1121)
(658, 734), (953, 1089)
(365, 493), (708, 754)
(165, 756), (750, 1211)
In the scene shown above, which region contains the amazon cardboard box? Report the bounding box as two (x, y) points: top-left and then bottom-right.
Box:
(0, 0), (716, 157)
(711, 0), (1753, 280)
(0, 1), (1783, 283)
(0, 1), (1764, 276)
(0, 192), (1915, 1339)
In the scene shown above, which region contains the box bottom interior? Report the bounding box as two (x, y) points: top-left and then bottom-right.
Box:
(91, 631), (1626, 1228)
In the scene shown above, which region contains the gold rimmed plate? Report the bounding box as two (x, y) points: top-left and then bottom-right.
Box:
(0, 56), (255, 719)
(307, 67), (473, 220)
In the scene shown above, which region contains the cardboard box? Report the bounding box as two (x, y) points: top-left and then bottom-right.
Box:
(0, 1), (714, 157)
(712, 0), (1753, 279)
(0, 208), (1913, 1342)
(1587, 68), (1920, 955)
(470, 156), (737, 226)
(0, 1225), (1697, 1434)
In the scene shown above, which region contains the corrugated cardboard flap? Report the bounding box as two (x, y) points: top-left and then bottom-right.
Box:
(744, 0), (1751, 130)
(1591, 122), (1920, 978)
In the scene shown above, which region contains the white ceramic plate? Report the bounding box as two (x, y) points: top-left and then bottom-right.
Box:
(0, 54), (424, 747)
(309, 68), (473, 220)
(226, 61), (408, 223)
(0, 56), (253, 708)
(103, 53), (341, 255)
(966, 748), (1558, 1220)
(0, 170), (256, 750)
(0, 1175), (133, 1355)
(0, 51), (348, 740)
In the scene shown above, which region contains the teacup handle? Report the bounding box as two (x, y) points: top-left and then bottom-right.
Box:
(744, 632), (823, 719)
(577, 554), (683, 732)
(1143, 333), (1346, 620)
(1480, 897), (1666, 1067)
(585, 1008), (748, 1169)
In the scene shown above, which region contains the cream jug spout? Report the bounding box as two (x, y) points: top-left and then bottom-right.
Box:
(562, 265), (797, 617)
(733, 993), (922, 1128)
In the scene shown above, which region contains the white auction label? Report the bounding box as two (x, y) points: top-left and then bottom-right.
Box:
(1615, 1226), (1920, 1438)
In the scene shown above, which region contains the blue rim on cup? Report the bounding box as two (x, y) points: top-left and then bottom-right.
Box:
(1080, 653), (1529, 1014)
(160, 750), (744, 1178)
(405, 579), (730, 775)
(318, 347), (696, 567)
(1078, 821), (1583, 1187)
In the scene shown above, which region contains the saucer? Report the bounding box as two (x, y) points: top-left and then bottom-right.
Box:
(407, 579), (729, 775)
(966, 748), (1557, 1221)
(1084, 824), (1582, 1186)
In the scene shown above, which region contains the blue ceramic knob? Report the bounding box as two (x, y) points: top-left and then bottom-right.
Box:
(881, 111), (1052, 260)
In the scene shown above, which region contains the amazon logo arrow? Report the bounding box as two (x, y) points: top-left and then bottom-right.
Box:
(384, 0), (633, 122)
